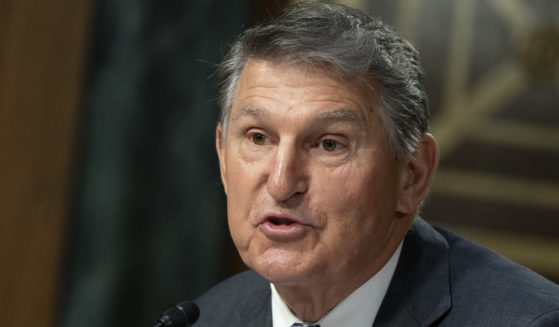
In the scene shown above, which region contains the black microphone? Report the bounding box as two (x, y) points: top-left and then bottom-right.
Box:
(154, 301), (200, 327)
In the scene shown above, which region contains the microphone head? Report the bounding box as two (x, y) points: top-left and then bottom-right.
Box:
(156, 301), (200, 327)
(176, 301), (200, 325)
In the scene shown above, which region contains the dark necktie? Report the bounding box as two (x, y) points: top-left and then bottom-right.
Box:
(291, 323), (320, 327)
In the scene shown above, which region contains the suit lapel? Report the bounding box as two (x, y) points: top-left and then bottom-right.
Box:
(243, 296), (272, 327)
(236, 272), (273, 327)
(374, 217), (452, 327)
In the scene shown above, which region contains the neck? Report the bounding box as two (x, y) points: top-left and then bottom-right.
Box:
(274, 246), (396, 322)
(275, 280), (355, 322)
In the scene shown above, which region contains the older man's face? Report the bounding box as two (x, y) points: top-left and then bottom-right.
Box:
(217, 58), (412, 288)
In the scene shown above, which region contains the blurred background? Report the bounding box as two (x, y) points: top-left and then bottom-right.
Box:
(1, 0), (557, 326)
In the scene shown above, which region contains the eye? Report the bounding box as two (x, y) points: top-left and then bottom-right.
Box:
(321, 139), (339, 151)
(251, 132), (266, 145)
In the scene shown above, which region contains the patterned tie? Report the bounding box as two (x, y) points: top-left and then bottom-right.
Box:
(291, 323), (320, 327)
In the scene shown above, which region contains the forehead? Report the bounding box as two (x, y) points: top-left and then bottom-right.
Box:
(232, 58), (381, 121)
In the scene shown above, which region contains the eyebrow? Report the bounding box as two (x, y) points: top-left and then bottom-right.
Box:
(314, 109), (362, 123)
(235, 106), (363, 125)
(238, 105), (262, 118)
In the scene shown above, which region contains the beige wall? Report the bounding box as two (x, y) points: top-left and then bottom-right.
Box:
(339, 0), (559, 282)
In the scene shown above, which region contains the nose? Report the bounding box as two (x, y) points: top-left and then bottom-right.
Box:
(266, 142), (308, 202)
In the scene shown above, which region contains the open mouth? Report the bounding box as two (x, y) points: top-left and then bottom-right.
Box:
(269, 217), (297, 226)
(259, 215), (306, 240)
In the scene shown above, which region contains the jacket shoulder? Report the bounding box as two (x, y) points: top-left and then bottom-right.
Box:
(436, 226), (559, 326)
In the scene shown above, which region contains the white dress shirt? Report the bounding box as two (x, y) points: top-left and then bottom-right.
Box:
(271, 243), (402, 327)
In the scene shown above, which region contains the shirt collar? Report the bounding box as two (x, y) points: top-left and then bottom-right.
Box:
(271, 243), (402, 327)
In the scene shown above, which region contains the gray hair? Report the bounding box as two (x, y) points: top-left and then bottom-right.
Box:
(217, 0), (429, 159)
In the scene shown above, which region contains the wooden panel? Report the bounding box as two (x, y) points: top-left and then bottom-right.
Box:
(0, 0), (91, 325)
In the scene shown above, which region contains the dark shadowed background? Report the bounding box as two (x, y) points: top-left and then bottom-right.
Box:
(1, 0), (557, 326)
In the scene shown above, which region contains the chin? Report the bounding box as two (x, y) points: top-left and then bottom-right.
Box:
(249, 250), (317, 286)
(258, 269), (310, 287)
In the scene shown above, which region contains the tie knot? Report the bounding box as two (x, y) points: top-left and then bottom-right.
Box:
(291, 324), (320, 327)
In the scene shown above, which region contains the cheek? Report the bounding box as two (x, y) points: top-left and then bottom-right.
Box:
(316, 163), (383, 210)
(226, 197), (255, 260)
(224, 155), (254, 202)
(223, 156), (265, 250)
(223, 160), (248, 234)
(314, 163), (399, 236)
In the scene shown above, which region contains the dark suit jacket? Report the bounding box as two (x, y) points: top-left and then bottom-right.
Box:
(195, 218), (559, 326)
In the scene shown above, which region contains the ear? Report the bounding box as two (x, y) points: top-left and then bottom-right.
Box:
(396, 133), (439, 216)
(216, 124), (228, 194)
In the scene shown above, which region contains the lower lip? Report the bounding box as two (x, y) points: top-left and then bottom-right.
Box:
(259, 221), (307, 241)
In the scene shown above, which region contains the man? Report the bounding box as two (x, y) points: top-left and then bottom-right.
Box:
(195, 1), (559, 326)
